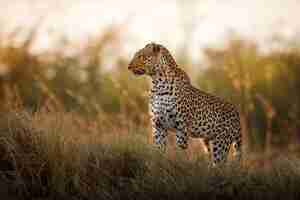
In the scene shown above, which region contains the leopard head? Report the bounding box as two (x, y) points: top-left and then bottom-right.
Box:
(128, 43), (176, 76)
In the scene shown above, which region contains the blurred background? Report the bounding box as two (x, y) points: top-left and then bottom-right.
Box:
(0, 0), (300, 158)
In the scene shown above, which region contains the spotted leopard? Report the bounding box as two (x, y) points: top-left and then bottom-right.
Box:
(128, 42), (242, 165)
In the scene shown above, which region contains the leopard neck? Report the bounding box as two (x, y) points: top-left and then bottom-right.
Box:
(150, 65), (191, 95)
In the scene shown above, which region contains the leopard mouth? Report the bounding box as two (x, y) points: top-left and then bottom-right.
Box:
(132, 68), (145, 75)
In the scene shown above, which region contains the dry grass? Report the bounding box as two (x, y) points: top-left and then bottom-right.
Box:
(0, 109), (299, 200)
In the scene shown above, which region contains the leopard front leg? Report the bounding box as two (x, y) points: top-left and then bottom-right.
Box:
(175, 122), (189, 150)
(152, 117), (168, 152)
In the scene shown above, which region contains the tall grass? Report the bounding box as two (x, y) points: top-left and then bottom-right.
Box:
(0, 108), (300, 199)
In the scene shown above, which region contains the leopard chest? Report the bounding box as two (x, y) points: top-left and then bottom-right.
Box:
(150, 93), (177, 129)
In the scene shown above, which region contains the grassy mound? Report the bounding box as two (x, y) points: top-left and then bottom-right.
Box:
(0, 110), (299, 200)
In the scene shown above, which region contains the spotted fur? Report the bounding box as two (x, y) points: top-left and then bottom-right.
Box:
(128, 43), (242, 165)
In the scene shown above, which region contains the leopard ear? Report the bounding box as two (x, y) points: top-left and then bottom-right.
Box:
(152, 43), (161, 54)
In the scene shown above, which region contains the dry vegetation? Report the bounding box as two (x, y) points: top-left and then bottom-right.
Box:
(0, 108), (300, 200)
(0, 26), (299, 199)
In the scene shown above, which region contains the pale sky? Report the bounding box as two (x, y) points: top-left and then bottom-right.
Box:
(1, 0), (300, 60)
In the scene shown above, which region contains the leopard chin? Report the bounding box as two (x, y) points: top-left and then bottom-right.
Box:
(132, 68), (145, 75)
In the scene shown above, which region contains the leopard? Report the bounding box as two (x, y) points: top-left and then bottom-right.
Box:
(128, 42), (242, 165)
